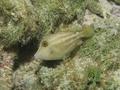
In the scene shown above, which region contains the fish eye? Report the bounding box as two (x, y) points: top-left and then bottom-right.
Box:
(42, 40), (48, 47)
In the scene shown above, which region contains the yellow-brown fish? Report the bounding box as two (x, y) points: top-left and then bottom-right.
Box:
(34, 25), (94, 60)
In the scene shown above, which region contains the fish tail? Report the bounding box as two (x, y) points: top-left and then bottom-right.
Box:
(80, 25), (94, 38)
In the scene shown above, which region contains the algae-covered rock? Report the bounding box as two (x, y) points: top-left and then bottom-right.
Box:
(87, 0), (104, 17)
(0, 0), (120, 90)
(0, 0), (42, 47)
(0, 0), (104, 47)
(109, 0), (120, 5)
(0, 45), (15, 90)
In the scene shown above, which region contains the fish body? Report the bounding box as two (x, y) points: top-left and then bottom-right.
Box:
(34, 25), (94, 60)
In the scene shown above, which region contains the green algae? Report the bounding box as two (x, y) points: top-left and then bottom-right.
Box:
(0, 0), (103, 47)
(0, 0), (42, 47)
(79, 28), (120, 71)
(0, 0), (120, 90)
(109, 0), (120, 5)
(33, 15), (120, 90)
(83, 66), (102, 90)
(87, 0), (104, 17)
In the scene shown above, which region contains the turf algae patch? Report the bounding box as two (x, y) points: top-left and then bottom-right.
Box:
(0, 0), (120, 90)
(108, 0), (120, 5)
(31, 0), (85, 33)
(12, 58), (42, 90)
(0, 45), (15, 90)
(32, 3), (120, 89)
(31, 0), (103, 33)
(83, 66), (102, 90)
(87, 0), (104, 18)
(0, 0), (104, 47)
(0, 0), (43, 47)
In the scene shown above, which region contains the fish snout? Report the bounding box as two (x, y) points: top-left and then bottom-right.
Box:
(34, 53), (39, 60)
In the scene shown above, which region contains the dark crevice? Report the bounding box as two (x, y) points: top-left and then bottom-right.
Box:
(41, 60), (62, 68)
(12, 38), (40, 71)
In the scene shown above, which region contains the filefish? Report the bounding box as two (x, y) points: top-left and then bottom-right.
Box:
(34, 25), (94, 60)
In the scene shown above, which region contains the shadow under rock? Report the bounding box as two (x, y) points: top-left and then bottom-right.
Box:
(12, 38), (40, 71)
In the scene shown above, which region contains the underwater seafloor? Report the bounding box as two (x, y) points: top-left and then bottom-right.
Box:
(0, 0), (120, 90)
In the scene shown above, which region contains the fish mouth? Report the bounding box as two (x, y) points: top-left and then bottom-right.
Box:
(34, 53), (39, 59)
